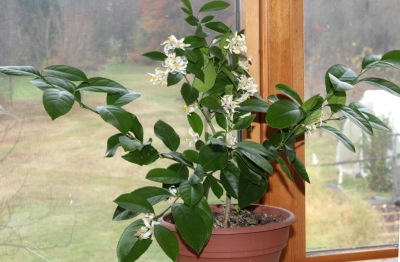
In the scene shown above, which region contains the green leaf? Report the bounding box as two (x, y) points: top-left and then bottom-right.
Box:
(181, 0), (193, 13)
(108, 90), (141, 107)
(267, 94), (279, 103)
(236, 140), (269, 157)
(276, 155), (294, 182)
(105, 134), (121, 157)
(198, 144), (228, 172)
(304, 108), (322, 126)
(238, 149), (273, 174)
(171, 203), (207, 253)
(193, 197), (213, 241)
(301, 94), (323, 111)
(215, 112), (227, 129)
(168, 163), (189, 182)
(184, 35), (207, 49)
(181, 7), (191, 15)
(117, 220), (152, 262)
(30, 77), (53, 90)
(154, 120), (180, 151)
(186, 62), (205, 83)
(42, 88), (75, 120)
(232, 114), (255, 130)
(275, 84), (303, 105)
(208, 175), (224, 199)
(44, 65), (88, 81)
(320, 125), (355, 152)
(238, 174), (268, 209)
(235, 153), (262, 185)
(193, 63), (217, 92)
(97, 105), (132, 135)
(201, 15), (214, 23)
(185, 15), (199, 26)
(122, 145), (159, 166)
(168, 151), (194, 168)
(284, 144), (296, 163)
(266, 100), (306, 128)
(199, 1), (230, 12)
(185, 49), (198, 63)
(132, 186), (173, 205)
(292, 156), (310, 183)
(181, 83), (199, 106)
(182, 150), (199, 163)
(327, 104), (373, 135)
(112, 206), (138, 221)
(328, 73), (354, 91)
(167, 73), (184, 86)
(154, 225), (179, 262)
(205, 21), (230, 33)
(363, 112), (390, 131)
(146, 168), (187, 184)
(78, 77), (127, 93)
(220, 162), (239, 199)
(130, 114), (144, 143)
(362, 54), (381, 70)
(119, 136), (141, 152)
(0, 66), (41, 77)
(237, 99), (269, 113)
(199, 96), (225, 114)
(43, 76), (76, 94)
(142, 51), (168, 61)
(380, 50), (400, 69)
(180, 175), (204, 207)
(358, 78), (400, 98)
(194, 164), (205, 180)
(114, 193), (154, 213)
(187, 112), (204, 136)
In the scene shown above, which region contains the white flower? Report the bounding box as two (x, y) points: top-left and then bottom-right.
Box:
(161, 35), (190, 54)
(162, 53), (188, 75)
(183, 103), (197, 115)
(226, 133), (237, 147)
(135, 213), (159, 240)
(168, 185), (178, 204)
(148, 68), (168, 86)
(238, 56), (252, 71)
(224, 32), (247, 55)
(186, 127), (199, 146)
(304, 124), (316, 136)
(221, 95), (240, 119)
(237, 92), (251, 103)
(238, 75), (258, 95)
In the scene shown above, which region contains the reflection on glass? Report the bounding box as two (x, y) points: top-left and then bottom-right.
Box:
(305, 0), (400, 252)
(0, 1), (236, 261)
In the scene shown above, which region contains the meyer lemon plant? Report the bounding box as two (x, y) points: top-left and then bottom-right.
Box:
(1, 0), (400, 261)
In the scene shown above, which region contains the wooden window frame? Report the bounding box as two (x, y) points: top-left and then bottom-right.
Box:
(241, 0), (399, 261)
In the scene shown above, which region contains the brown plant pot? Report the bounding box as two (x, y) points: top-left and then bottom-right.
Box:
(158, 204), (296, 262)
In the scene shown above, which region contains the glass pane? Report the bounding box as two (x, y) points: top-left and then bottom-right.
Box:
(305, 0), (400, 252)
(0, 1), (237, 261)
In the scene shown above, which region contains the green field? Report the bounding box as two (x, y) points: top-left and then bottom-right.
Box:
(0, 64), (397, 261)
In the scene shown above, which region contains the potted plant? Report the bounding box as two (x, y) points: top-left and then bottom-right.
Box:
(1, 0), (400, 261)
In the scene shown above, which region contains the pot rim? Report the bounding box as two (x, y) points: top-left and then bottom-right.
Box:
(159, 204), (296, 235)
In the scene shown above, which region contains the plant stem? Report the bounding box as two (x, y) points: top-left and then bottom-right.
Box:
(222, 194), (231, 228)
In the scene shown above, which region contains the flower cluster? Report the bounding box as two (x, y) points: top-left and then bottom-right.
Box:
(148, 35), (190, 86)
(134, 214), (159, 240)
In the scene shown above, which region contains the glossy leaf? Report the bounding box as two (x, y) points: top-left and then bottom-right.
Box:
(181, 0), (193, 13)
(276, 155), (294, 182)
(327, 104), (373, 135)
(79, 77), (127, 93)
(232, 114), (255, 130)
(114, 193), (154, 214)
(198, 144), (228, 172)
(238, 174), (268, 209)
(185, 15), (199, 26)
(208, 175), (224, 199)
(167, 73), (184, 86)
(168, 163), (189, 183)
(146, 168), (187, 184)
(238, 149), (273, 174)
(266, 100), (306, 128)
(122, 145), (159, 166)
(119, 136), (141, 152)
(235, 153), (262, 185)
(275, 84), (303, 105)
(112, 206), (138, 221)
(358, 77), (400, 98)
(171, 203), (207, 254)
(0, 66), (41, 77)
(220, 162), (239, 199)
(201, 15), (214, 23)
(301, 94), (323, 111)
(199, 96), (226, 114)
(193, 62), (216, 92)
(154, 225), (179, 262)
(362, 54), (381, 70)
(130, 114), (144, 143)
(108, 90), (141, 107)
(182, 150), (199, 163)
(328, 73), (354, 91)
(205, 21), (230, 33)
(209, 46), (223, 60)
(42, 88), (75, 120)
(168, 151), (194, 168)
(284, 144), (296, 163)
(181, 84), (199, 106)
(236, 140), (269, 157)
(30, 77), (53, 90)
(363, 112), (390, 131)
(186, 62), (205, 83)
(180, 175), (204, 207)
(304, 108), (322, 126)
(105, 134), (121, 157)
(215, 112), (227, 129)
(193, 197), (213, 241)
(44, 76), (76, 94)
(199, 1), (230, 12)
(154, 120), (180, 151)
(142, 51), (168, 61)
(292, 156), (310, 183)
(184, 35), (207, 49)
(44, 65), (88, 81)
(117, 220), (152, 262)
(267, 94), (279, 103)
(237, 99), (269, 113)
(380, 50), (400, 69)
(131, 186), (173, 205)
(320, 125), (355, 152)
(188, 112), (203, 136)
(97, 105), (132, 135)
